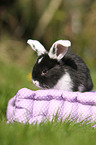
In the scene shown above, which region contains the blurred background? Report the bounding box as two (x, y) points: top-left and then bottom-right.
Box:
(0, 0), (96, 91)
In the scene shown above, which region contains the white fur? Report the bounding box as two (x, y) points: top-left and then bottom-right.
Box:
(49, 40), (71, 60)
(27, 39), (47, 56)
(52, 72), (73, 91)
(33, 72), (73, 91)
(32, 80), (41, 88)
(38, 57), (43, 64)
(78, 85), (84, 92)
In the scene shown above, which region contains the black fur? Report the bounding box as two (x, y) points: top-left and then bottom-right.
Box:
(32, 54), (64, 89)
(32, 53), (93, 92)
(61, 53), (93, 92)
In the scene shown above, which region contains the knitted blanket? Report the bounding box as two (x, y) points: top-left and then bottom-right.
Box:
(7, 88), (96, 125)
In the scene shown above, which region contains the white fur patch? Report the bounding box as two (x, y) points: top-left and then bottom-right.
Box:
(32, 80), (40, 88)
(27, 39), (47, 56)
(38, 57), (43, 64)
(53, 72), (73, 91)
(48, 40), (71, 60)
(78, 85), (84, 92)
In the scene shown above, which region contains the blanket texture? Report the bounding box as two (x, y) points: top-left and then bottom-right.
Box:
(7, 88), (96, 125)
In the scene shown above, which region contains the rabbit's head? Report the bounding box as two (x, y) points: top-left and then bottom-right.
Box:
(27, 39), (71, 89)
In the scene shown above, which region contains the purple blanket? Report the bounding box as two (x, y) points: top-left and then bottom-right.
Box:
(7, 88), (96, 125)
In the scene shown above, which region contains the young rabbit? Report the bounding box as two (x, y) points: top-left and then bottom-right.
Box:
(27, 39), (93, 92)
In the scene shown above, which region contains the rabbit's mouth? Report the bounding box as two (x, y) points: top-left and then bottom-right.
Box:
(32, 79), (50, 89)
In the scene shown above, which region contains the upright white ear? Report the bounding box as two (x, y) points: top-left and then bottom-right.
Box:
(48, 40), (71, 60)
(27, 39), (47, 56)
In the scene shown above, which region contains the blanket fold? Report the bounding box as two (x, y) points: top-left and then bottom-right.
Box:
(7, 88), (96, 125)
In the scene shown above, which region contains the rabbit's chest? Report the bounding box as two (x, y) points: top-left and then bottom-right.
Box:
(53, 72), (73, 91)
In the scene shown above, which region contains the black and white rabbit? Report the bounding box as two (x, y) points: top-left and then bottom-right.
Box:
(27, 39), (93, 92)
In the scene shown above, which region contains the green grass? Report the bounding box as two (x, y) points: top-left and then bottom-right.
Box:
(0, 121), (96, 145)
(0, 61), (96, 145)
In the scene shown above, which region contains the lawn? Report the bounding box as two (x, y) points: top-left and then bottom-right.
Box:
(0, 60), (96, 145)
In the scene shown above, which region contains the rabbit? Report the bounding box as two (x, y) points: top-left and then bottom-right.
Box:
(27, 39), (93, 92)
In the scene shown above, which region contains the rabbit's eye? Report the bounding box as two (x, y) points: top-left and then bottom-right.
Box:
(41, 69), (48, 76)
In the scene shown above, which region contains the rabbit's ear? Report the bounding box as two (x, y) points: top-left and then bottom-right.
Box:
(49, 40), (71, 60)
(27, 39), (47, 56)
